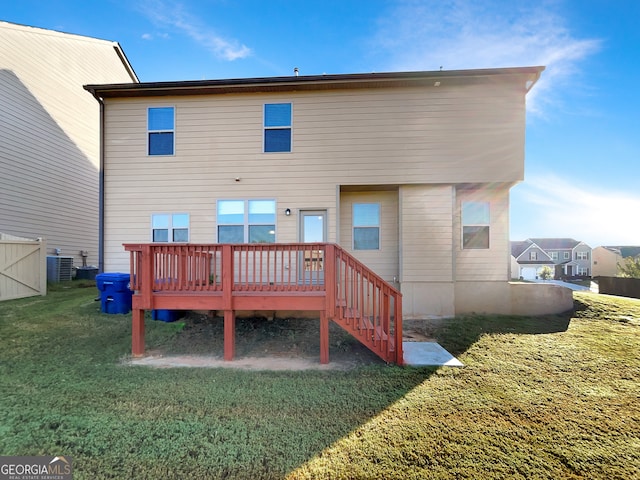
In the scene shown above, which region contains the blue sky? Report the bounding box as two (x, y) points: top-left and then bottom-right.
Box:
(3, 0), (639, 247)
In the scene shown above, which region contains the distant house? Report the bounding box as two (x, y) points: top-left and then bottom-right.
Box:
(511, 238), (592, 280)
(593, 246), (640, 277)
(0, 21), (138, 270)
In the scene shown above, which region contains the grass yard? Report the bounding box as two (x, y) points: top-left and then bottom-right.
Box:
(1, 283), (638, 479)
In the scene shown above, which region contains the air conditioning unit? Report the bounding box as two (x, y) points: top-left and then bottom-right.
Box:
(47, 256), (74, 282)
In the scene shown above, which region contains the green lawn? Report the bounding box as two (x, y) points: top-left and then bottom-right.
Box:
(1, 283), (638, 479)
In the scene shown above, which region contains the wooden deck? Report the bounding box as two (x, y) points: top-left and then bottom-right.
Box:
(124, 243), (403, 364)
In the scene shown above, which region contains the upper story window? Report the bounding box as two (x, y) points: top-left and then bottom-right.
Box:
(462, 202), (490, 249)
(576, 251), (589, 260)
(564, 251), (570, 260)
(217, 200), (276, 243)
(152, 213), (189, 242)
(148, 107), (174, 155)
(530, 251), (538, 261)
(550, 251), (559, 260)
(264, 103), (292, 153)
(353, 203), (380, 250)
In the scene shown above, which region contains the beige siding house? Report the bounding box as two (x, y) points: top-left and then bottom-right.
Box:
(0, 21), (138, 270)
(85, 66), (570, 318)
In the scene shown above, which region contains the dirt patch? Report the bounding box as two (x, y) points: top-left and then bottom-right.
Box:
(133, 313), (442, 371)
(139, 312), (388, 370)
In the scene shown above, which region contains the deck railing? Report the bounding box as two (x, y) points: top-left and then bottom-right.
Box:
(124, 243), (402, 364)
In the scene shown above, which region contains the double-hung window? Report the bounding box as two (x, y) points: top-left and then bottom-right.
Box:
(530, 251), (538, 261)
(576, 251), (589, 260)
(148, 107), (175, 155)
(264, 103), (292, 152)
(353, 203), (380, 250)
(217, 200), (276, 243)
(152, 213), (189, 242)
(462, 202), (490, 249)
(550, 251), (558, 260)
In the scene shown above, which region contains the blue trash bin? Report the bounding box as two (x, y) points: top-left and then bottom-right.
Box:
(96, 273), (132, 314)
(151, 309), (183, 322)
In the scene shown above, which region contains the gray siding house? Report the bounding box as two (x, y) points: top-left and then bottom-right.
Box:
(512, 238), (592, 279)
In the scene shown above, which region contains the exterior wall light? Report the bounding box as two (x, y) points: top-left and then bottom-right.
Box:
(285, 208), (291, 216)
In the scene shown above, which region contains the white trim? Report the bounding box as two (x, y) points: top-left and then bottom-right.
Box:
(151, 212), (190, 242)
(263, 102), (293, 153)
(147, 106), (175, 156)
(352, 202), (381, 250)
(216, 199), (277, 243)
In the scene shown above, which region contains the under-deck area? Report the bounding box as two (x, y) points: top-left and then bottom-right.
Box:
(125, 243), (403, 364)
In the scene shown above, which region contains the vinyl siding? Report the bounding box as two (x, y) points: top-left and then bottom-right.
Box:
(339, 191), (399, 282)
(455, 185), (511, 281)
(0, 22), (135, 267)
(400, 185), (454, 282)
(102, 79), (526, 271)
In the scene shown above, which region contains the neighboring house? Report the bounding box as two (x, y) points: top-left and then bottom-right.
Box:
(510, 240), (554, 280)
(85, 66), (568, 319)
(593, 246), (640, 277)
(0, 21), (138, 271)
(511, 238), (592, 280)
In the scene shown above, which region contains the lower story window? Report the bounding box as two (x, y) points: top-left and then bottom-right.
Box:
(152, 213), (189, 242)
(353, 203), (380, 250)
(577, 266), (589, 276)
(462, 201), (490, 249)
(217, 200), (276, 243)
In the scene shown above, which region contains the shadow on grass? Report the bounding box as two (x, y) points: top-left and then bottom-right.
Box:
(427, 308), (572, 357)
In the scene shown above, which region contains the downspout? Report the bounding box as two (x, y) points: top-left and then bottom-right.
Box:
(98, 98), (105, 273)
(85, 86), (105, 272)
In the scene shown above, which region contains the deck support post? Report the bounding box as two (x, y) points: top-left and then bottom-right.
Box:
(320, 311), (329, 364)
(224, 310), (235, 361)
(132, 309), (145, 357)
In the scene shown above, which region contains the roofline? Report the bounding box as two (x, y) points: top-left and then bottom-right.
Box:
(84, 65), (545, 98)
(112, 43), (140, 83)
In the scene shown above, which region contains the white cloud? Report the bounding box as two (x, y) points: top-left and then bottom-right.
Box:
(137, 0), (251, 61)
(141, 33), (153, 40)
(511, 175), (640, 246)
(373, 0), (600, 114)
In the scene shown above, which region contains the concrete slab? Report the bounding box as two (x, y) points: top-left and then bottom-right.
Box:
(403, 341), (464, 367)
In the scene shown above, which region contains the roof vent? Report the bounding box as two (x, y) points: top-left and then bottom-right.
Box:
(294, 67), (299, 76)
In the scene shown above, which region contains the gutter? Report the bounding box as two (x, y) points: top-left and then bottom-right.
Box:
(98, 98), (105, 273)
(86, 89), (106, 273)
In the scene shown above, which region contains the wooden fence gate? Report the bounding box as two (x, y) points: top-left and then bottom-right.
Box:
(0, 233), (47, 301)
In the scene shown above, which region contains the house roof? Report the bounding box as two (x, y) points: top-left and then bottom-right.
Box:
(510, 240), (532, 258)
(84, 66), (545, 99)
(528, 238), (584, 250)
(510, 240), (555, 264)
(601, 246), (640, 258)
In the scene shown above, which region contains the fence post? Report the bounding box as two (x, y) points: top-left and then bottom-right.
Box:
(38, 237), (47, 296)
